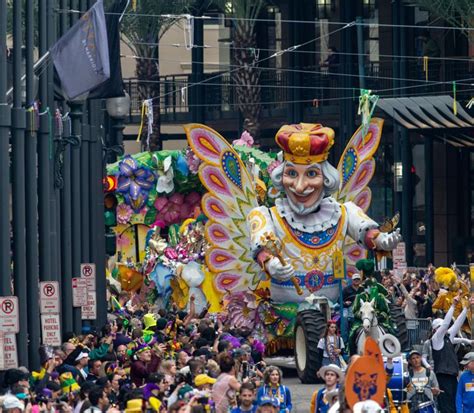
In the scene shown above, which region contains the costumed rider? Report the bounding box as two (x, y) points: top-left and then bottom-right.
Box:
(350, 259), (392, 344)
(247, 123), (401, 304)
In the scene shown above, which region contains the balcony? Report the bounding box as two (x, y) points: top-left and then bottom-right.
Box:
(123, 60), (473, 127)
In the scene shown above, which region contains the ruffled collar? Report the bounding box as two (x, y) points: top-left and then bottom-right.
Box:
(275, 196), (341, 233)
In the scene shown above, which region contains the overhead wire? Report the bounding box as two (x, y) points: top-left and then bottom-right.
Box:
(147, 21), (357, 103)
(120, 54), (474, 90)
(155, 87), (474, 109)
(136, 41), (474, 63)
(55, 8), (474, 31)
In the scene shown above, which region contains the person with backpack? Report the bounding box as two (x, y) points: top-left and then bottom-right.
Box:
(406, 350), (440, 410)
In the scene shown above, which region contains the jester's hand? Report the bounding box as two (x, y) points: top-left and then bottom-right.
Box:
(265, 257), (295, 282)
(375, 228), (402, 251)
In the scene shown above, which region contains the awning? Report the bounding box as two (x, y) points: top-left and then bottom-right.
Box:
(377, 95), (474, 147)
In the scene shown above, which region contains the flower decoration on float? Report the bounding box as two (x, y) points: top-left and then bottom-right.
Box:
(117, 155), (156, 212)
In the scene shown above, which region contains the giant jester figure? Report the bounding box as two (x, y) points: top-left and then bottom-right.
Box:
(184, 118), (401, 383)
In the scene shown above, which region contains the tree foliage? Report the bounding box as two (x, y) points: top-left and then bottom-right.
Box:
(214, 0), (268, 138)
(115, 0), (194, 150)
(408, 0), (473, 37)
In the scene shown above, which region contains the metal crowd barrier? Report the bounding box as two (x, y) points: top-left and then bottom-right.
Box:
(406, 318), (432, 348)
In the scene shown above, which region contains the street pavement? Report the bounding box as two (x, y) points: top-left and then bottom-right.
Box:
(281, 369), (323, 413)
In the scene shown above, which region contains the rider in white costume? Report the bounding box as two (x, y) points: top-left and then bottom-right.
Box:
(248, 123), (401, 304)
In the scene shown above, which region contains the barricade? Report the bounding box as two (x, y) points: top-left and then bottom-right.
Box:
(406, 318), (432, 348)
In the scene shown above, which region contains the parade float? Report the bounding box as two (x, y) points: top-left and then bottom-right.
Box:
(105, 119), (407, 383)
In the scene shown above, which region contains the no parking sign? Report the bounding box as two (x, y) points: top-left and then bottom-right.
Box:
(39, 281), (60, 314)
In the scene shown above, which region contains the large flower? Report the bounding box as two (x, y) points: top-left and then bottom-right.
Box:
(225, 291), (258, 330)
(117, 156), (156, 212)
(156, 156), (174, 194)
(116, 203), (133, 224)
(233, 130), (254, 147)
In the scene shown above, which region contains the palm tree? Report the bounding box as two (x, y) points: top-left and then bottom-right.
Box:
(119, 0), (194, 151)
(216, 0), (267, 138)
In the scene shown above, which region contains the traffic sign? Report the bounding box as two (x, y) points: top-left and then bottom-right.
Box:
(39, 281), (60, 314)
(81, 291), (97, 320)
(393, 242), (406, 264)
(81, 263), (96, 290)
(0, 334), (18, 369)
(40, 314), (62, 346)
(0, 296), (19, 334)
(72, 278), (88, 307)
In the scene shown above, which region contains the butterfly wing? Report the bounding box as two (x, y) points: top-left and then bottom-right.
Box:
(336, 118), (384, 274)
(184, 124), (260, 293)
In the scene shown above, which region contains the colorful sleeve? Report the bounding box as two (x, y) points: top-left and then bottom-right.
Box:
(344, 201), (379, 247)
(456, 374), (465, 412)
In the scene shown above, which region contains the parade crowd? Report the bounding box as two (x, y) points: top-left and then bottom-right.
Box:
(0, 265), (473, 413)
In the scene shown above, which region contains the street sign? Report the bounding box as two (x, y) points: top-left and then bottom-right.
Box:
(72, 278), (88, 307)
(0, 296), (19, 334)
(1, 334), (18, 369)
(81, 263), (96, 290)
(81, 292), (97, 320)
(393, 242), (406, 265)
(39, 281), (60, 314)
(40, 314), (62, 346)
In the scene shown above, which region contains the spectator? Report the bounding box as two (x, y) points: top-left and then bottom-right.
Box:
(456, 352), (474, 413)
(213, 353), (241, 413)
(257, 366), (292, 413)
(86, 360), (102, 382)
(256, 397), (279, 413)
(231, 382), (257, 413)
(83, 386), (109, 413)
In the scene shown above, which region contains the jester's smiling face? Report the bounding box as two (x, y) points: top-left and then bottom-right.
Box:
(282, 162), (324, 213)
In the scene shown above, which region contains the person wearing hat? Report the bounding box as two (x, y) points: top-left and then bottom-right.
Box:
(430, 294), (467, 413)
(456, 352), (474, 412)
(1, 394), (25, 412)
(194, 374), (216, 391)
(130, 344), (161, 387)
(342, 273), (363, 312)
(311, 364), (343, 413)
(256, 396), (279, 413)
(248, 123), (401, 306)
(406, 349), (440, 405)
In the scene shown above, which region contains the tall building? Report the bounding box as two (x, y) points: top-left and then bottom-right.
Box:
(121, 0), (474, 267)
